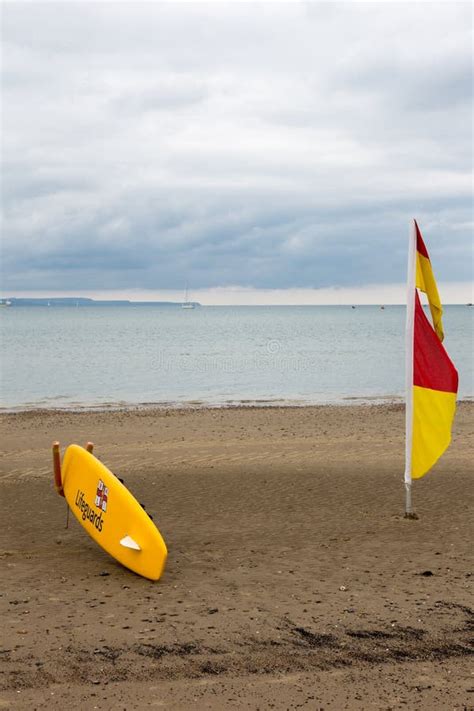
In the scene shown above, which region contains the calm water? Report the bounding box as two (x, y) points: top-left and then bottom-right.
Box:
(1, 305), (472, 410)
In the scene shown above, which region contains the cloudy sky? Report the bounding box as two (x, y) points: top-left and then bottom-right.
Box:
(1, 1), (472, 303)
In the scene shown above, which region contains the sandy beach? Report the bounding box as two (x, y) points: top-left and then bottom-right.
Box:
(0, 402), (472, 710)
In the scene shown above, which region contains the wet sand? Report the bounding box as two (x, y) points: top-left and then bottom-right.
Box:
(0, 403), (473, 709)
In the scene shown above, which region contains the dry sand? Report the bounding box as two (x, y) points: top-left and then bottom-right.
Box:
(0, 403), (473, 710)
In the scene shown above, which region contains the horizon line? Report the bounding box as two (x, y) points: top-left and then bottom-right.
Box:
(2, 298), (472, 307)
(2, 282), (472, 306)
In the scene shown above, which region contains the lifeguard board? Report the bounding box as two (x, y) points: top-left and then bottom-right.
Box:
(61, 445), (167, 581)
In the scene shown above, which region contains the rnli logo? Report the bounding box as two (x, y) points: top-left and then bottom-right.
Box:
(95, 480), (108, 512)
(75, 484), (106, 532)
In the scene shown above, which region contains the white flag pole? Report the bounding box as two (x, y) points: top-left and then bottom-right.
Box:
(404, 220), (417, 518)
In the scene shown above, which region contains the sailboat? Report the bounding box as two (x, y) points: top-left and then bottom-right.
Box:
(181, 284), (195, 309)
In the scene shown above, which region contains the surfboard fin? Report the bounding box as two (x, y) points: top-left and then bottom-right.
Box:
(120, 535), (141, 551)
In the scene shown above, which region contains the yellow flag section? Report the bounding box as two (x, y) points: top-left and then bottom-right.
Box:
(61, 445), (167, 580)
(412, 388), (457, 478)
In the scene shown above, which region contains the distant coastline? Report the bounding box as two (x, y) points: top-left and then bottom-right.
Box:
(1, 298), (472, 308)
(0, 297), (201, 307)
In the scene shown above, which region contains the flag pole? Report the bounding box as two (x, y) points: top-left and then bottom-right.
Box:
(404, 220), (417, 518)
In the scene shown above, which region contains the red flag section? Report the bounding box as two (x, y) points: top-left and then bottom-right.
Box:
(413, 291), (458, 394)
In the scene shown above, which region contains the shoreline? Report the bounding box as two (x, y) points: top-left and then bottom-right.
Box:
(1, 393), (473, 415)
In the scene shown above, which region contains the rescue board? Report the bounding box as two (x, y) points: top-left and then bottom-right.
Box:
(57, 444), (167, 581)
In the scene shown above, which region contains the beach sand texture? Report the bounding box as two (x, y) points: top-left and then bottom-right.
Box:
(0, 403), (472, 709)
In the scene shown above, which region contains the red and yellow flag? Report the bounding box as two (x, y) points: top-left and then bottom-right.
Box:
(405, 221), (458, 483)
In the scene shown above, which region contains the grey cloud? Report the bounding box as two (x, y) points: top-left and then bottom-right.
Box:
(3, 187), (471, 291)
(112, 78), (208, 115)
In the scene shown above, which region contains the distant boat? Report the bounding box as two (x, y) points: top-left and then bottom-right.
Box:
(0, 299), (12, 307)
(182, 284), (195, 309)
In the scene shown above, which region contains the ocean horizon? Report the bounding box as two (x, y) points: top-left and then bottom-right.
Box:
(1, 304), (472, 411)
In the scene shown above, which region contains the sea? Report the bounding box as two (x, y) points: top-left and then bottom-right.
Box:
(1, 305), (472, 411)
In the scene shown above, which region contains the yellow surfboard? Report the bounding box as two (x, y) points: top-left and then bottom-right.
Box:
(57, 444), (167, 581)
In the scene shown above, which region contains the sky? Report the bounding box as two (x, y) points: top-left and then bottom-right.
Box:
(1, 1), (473, 304)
